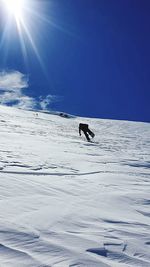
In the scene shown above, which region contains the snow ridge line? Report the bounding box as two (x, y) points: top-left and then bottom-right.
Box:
(0, 170), (101, 176)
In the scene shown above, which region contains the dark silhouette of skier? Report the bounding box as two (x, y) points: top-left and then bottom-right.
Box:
(79, 123), (95, 141)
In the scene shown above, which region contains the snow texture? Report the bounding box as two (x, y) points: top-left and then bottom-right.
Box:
(0, 105), (150, 267)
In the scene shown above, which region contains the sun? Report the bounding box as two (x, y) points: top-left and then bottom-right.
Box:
(1, 0), (51, 76)
(3, 0), (25, 21)
(3, 0), (24, 15)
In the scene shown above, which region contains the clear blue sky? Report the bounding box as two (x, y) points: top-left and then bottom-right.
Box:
(0, 0), (150, 122)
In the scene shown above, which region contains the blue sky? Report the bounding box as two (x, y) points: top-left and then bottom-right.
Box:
(0, 0), (150, 122)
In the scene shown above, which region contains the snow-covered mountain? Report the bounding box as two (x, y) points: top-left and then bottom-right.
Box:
(0, 105), (150, 267)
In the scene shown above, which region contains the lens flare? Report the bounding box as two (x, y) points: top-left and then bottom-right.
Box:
(1, 0), (67, 79)
(1, 0), (46, 72)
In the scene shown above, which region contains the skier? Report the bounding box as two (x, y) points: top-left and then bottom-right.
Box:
(79, 123), (95, 141)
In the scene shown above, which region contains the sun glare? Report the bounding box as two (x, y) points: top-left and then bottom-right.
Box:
(1, 0), (51, 77)
(3, 0), (24, 19)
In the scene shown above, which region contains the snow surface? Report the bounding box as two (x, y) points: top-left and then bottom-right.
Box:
(0, 105), (150, 267)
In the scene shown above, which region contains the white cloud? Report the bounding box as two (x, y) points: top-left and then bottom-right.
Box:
(0, 91), (36, 110)
(39, 95), (60, 110)
(0, 70), (61, 111)
(0, 70), (34, 109)
(0, 71), (28, 91)
(15, 96), (36, 110)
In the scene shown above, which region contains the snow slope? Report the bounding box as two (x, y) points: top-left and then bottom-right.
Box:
(0, 105), (150, 267)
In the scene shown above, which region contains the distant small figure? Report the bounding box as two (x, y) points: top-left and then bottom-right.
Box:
(79, 123), (95, 141)
(59, 112), (69, 118)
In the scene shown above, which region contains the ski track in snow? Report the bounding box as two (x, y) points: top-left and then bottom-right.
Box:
(0, 105), (150, 267)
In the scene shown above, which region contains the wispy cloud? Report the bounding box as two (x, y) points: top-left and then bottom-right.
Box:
(0, 70), (60, 110)
(0, 71), (28, 91)
(0, 70), (35, 109)
(39, 95), (62, 110)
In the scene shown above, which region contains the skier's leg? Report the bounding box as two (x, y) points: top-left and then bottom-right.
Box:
(84, 131), (90, 141)
(88, 129), (95, 138)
